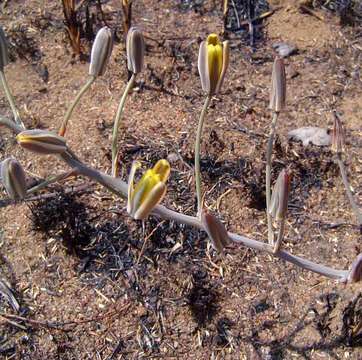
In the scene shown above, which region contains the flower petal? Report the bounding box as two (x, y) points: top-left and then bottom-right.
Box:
(198, 41), (210, 93)
(127, 160), (141, 215)
(133, 181), (166, 220)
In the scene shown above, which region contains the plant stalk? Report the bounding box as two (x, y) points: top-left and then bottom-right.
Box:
(59, 75), (96, 137)
(266, 111), (279, 244)
(0, 70), (24, 129)
(26, 169), (78, 195)
(194, 95), (211, 216)
(0, 116), (354, 282)
(111, 73), (136, 177)
(336, 154), (362, 227)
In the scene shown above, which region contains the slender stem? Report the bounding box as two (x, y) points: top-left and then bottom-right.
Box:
(62, 152), (349, 282)
(336, 154), (362, 227)
(0, 70), (24, 129)
(194, 95), (211, 216)
(59, 75), (96, 137)
(266, 111), (278, 244)
(26, 169), (78, 195)
(0, 117), (354, 282)
(273, 217), (286, 253)
(0, 115), (23, 133)
(111, 73), (136, 177)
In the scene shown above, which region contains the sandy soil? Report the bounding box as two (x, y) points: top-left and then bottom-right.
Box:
(0, 0), (361, 359)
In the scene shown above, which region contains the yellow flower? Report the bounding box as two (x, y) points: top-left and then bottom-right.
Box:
(127, 159), (170, 220)
(198, 33), (229, 95)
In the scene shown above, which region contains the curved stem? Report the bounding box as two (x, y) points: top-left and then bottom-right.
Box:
(194, 95), (211, 216)
(62, 153), (349, 282)
(266, 111), (278, 244)
(26, 169), (78, 195)
(336, 154), (362, 227)
(0, 70), (24, 129)
(0, 115), (23, 133)
(111, 73), (136, 177)
(59, 75), (96, 137)
(0, 117), (353, 282)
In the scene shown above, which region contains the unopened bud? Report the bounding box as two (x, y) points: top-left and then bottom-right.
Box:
(1, 158), (27, 200)
(0, 26), (9, 71)
(198, 34), (230, 95)
(201, 210), (231, 253)
(269, 168), (290, 221)
(269, 57), (286, 113)
(126, 27), (145, 74)
(348, 253), (362, 283)
(331, 113), (345, 154)
(89, 27), (113, 77)
(16, 129), (68, 155)
(127, 159), (170, 220)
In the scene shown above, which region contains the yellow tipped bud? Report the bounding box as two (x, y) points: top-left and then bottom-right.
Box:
(16, 130), (68, 155)
(1, 158), (27, 200)
(127, 159), (170, 220)
(198, 34), (229, 95)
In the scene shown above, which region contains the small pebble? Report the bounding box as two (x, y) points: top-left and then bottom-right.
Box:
(272, 42), (297, 58)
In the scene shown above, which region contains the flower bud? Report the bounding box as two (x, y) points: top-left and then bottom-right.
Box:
(269, 57), (286, 113)
(0, 26), (9, 71)
(331, 113), (345, 154)
(89, 27), (113, 77)
(269, 168), (290, 221)
(126, 27), (145, 74)
(16, 129), (68, 155)
(127, 159), (170, 220)
(1, 158), (27, 200)
(198, 34), (230, 95)
(201, 210), (231, 253)
(348, 254), (362, 283)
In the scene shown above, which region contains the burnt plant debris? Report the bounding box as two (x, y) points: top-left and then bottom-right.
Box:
(187, 269), (219, 328)
(29, 191), (94, 255)
(178, 0), (206, 13)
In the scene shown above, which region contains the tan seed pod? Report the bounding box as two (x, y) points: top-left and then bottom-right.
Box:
(348, 253), (362, 283)
(1, 158), (27, 200)
(17, 129), (68, 155)
(89, 27), (113, 77)
(269, 168), (290, 221)
(126, 27), (145, 74)
(331, 113), (346, 154)
(201, 210), (231, 253)
(269, 57), (286, 113)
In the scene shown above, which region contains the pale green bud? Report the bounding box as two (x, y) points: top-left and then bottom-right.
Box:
(1, 158), (27, 200)
(269, 57), (286, 113)
(89, 27), (113, 77)
(126, 27), (145, 74)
